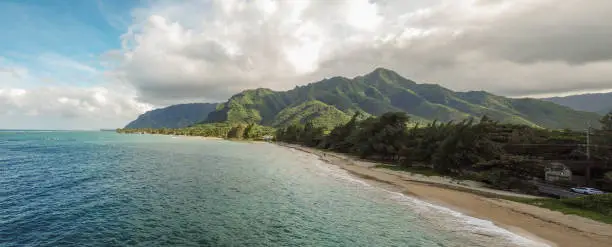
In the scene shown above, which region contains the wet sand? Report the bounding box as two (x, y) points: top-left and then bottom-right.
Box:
(280, 144), (612, 247)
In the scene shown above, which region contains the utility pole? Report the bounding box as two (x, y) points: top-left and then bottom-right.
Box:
(586, 122), (591, 160)
(586, 121), (592, 185)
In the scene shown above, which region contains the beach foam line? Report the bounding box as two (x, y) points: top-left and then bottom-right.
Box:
(297, 147), (551, 247)
(314, 161), (372, 187)
(382, 189), (551, 247)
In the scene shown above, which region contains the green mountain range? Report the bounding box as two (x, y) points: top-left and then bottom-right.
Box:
(544, 92), (612, 115)
(125, 103), (217, 129)
(204, 68), (601, 130)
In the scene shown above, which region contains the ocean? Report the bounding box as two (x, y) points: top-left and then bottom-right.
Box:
(0, 131), (547, 246)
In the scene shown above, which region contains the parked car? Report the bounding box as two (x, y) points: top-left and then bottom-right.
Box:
(570, 187), (605, 195)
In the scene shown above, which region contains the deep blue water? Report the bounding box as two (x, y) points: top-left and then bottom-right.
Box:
(1, 131), (545, 246)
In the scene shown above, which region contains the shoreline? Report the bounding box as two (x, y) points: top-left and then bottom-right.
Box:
(278, 143), (612, 247)
(167, 135), (225, 140)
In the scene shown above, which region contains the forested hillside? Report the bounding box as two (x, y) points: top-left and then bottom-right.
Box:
(276, 111), (612, 191)
(544, 92), (612, 114)
(206, 68), (600, 130)
(125, 103), (218, 129)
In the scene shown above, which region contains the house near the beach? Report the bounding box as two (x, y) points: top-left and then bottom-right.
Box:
(545, 162), (572, 182)
(263, 135), (273, 142)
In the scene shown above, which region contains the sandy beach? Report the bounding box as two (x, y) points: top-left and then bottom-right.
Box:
(280, 143), (612, 247)
(172, 135), (224, 140)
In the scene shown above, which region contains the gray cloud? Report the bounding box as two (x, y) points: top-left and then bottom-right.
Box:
(0, 86), (151, 125)
(458, 0), (612, 64)
(110, 0), (612, 105)
(4, 0), (609, 129)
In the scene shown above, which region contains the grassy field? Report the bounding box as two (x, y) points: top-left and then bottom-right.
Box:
(509, 194), (612, 224)
(373, 164), (442, 177)
(374, 164), (612, 224)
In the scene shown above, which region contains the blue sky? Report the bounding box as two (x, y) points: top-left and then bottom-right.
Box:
(0, 0), (132, 55)
(1, 0), (611, 129)
(0, 0), (150, 129)
(0, 0), (137, 87)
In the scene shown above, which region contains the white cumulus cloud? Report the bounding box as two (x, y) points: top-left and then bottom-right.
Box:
(111, 0), (612, 104)
(3, 0), (612, 129)
(0, 85), (151, 129)
(0, 56), (152, 129)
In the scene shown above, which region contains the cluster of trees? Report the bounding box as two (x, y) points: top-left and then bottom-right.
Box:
(226, 123), (276, 139)
(594, 112), (612, 163)
(276, 111), (612, 191)
(117, 123), (275, 140)
(604, 111), (612, 186)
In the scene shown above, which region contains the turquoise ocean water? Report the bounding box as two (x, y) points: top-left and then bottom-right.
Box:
(0, 131), (547, 246)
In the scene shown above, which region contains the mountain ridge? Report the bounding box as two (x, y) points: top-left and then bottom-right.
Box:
(543, 92), (612, 114)
(204, 68), (601, 130)
(125, 103), (218, 129)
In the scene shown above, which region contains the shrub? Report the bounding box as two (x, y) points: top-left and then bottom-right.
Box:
(550, 179), (578, 188)
(561, 194), (612, 216)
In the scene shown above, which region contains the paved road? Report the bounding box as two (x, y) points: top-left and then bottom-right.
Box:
(535, 183), (584, 198)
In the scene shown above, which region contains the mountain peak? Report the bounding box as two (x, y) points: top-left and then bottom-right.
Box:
(197, 67), (601, 130)
(369, 67), (398, 76)
(234, 88), (275, 97)
(360, 67), (418, 88)
(247, 88), (274, 93)
(364, 67), (398, 81)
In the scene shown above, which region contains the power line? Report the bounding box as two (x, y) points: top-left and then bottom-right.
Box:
(503, 143), (612, 149)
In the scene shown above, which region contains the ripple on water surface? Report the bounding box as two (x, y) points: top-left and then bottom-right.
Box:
(1, 132), (548, 246)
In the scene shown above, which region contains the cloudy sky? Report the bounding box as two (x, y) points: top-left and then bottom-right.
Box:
(1, 0), (611, 129)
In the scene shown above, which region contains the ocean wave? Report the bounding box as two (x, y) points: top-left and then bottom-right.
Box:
(382, 190), (549, 247)
(3, 134), (558, 247)
(313, 161), (372, 187)
(307, 154), (549, 247)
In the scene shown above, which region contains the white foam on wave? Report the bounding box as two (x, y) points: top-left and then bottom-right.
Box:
(313, 161), (372, 187)
(302, 153), (550, 247)
(288, 148), (373, 188)
(383, 189), (550, 247)
(284, 146), (551, 246)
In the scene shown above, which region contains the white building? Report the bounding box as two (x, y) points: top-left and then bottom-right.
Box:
(545, 162), (572, 182)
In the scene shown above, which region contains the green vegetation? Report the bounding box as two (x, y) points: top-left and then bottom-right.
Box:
(205, 88), (287, 125)
(544, 92), (612, 114)
(275, 111), (612, 223)
(122, 68), (603, 132)
(125, 103), (218, 129)
(512, 194), (612, 224)
(119, 101), (612, 222)
(272, 100), (351, 131)
(595, 111), (612, 163)
(276, 111), (612, 192)
(205, 68), (601, 130)
(117, 122), (275, 140)
(373, 164), (442, 177)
